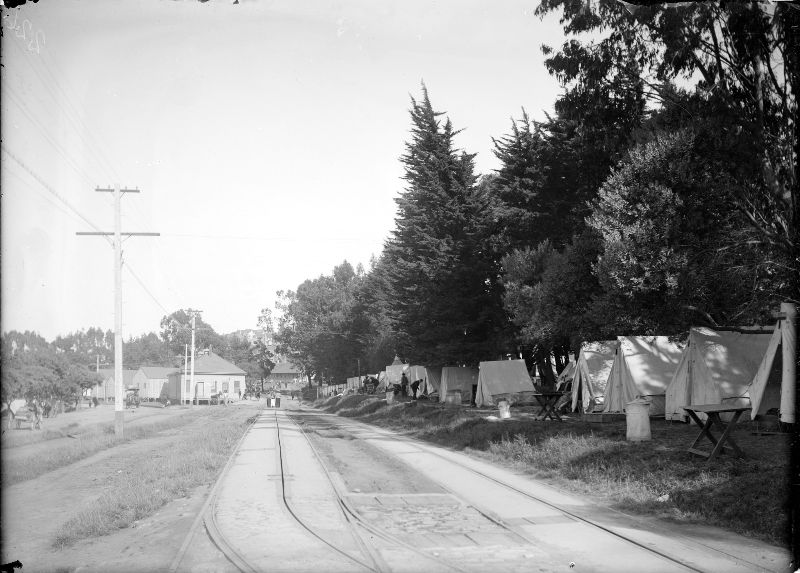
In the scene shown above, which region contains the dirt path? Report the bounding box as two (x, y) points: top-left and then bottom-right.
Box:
(1, 405), (255, 572)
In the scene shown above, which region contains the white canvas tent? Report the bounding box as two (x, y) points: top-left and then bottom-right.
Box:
(571, 341), (618, 412)
(346, 376), (363, 391)
(664, 328), (773, 421)
(475, 359), (535, 407)
(421, 367), (441, 397)
(556, 361), (576, 391)
(439, 367), (478, 403)
(375, 371), (388, 391)
(603, 336), (684, 415)
(405, 365), (440, 397)
(749, 307), (796, 423)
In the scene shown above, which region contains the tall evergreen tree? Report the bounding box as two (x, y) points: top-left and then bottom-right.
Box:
(383, 86), (506, 367)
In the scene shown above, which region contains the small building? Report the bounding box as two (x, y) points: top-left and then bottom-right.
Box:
(265, 361), (304, 392)
(91, 368), (138, 402)
(133, 366), (178, 402)
(164, 351), (246, 404)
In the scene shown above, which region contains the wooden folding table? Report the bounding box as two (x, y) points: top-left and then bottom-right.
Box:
(683, 404), (750, 461)
(533, 392), (564, 421)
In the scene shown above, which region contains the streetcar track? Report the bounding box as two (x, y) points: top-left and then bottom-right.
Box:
(284, 410), (467, 573)
(171, 404), (773, 573)
(168, 406), (265, 573)
(273, 409), (379, 573)
(293, 407), (775, 573)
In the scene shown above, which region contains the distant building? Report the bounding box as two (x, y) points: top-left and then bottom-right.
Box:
(164, 351), (246, 404)
(265, 361), (304, 392)
(133, 366), (178, 401)
(90, 368), (138, 402)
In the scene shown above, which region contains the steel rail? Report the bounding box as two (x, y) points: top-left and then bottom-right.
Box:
(168, 405), (265, 573)
(272, 409), (379, 573)
(296, 408), (728, 573)
(285, 410), (468, 573)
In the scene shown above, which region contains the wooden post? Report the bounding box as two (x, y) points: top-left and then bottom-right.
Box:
(781, 302), (796, 424)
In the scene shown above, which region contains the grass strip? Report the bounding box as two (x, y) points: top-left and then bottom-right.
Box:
(3, 411), (195, 486)
(52, 407), (255, 548)
(320, 395), (790, 547)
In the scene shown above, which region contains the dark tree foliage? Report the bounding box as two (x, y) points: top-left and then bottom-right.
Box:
(1, 332), (102, 408)
(502, 230), (603, 358)
(382, 86), (506, 367)
(536, 0), (798, 305)
(275, 261), (369, 384)
(588, 122), (779, 332)
(159, 309), (225, 357)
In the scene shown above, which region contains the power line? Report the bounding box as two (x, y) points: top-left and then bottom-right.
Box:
(1, 145), (109, 241)
(4, 35), (153, 231)
(2, 83), (99, 190)
(124, 263), (171, 315)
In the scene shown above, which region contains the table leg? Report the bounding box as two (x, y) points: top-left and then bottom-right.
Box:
(534, 397), (547, 419)
(544, 398), (562, 421)
(708, 411), (745, 459)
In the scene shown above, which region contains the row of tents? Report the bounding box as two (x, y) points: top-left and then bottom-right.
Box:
(325, 306), (795, 423)
(561, 312), (795, 422)
(332, 360), (536, 408)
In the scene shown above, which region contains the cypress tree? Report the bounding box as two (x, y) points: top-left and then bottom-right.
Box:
(383, 86), (505, 367)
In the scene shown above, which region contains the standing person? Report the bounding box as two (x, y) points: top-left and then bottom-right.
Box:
(401, 372), (409, 398)
(238, 389), (242, 401)
(31, 399), (42, 430)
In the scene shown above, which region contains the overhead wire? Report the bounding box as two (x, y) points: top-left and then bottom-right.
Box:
(4, 29), (174, 321)
(1, 144), (110, 242)
(5, 32), (154, 231)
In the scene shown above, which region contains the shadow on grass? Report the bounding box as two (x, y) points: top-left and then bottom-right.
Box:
(316, 394), (790, 547)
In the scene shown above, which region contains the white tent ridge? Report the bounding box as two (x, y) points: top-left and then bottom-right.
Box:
(749, 310), (795, 423)
(571, 341), (618, 413)
(475, 359), (535, 407)
(602, 336), (684, 415)
(665, 327), (773, 422)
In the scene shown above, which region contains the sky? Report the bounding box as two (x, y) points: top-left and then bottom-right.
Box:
(1, 0), (567, 341)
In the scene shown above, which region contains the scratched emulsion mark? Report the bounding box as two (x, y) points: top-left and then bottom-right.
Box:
(2, 4), (46, 55)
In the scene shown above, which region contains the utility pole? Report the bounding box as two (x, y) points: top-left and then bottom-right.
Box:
(77, 185), (159, 436)
(185, 309), (202, 406)
(183, 344), (189, 406)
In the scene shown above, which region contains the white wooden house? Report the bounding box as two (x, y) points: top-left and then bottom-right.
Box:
(90, 368), (138, 402)
(133, 366), (177, 401)
(164, 351), (246, 404)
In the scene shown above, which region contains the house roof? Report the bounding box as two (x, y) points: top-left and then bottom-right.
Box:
(191, 352), (246, 375)
(271, 362), (301, 375)
(139, 366), (178, 379)
(98, 369), (138, 385)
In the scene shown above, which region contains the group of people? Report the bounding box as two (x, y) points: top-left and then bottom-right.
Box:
(393, 373), (422, 399)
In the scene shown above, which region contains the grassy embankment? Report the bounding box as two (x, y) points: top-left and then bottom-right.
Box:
(2, 409), (197, 486)
(319, 394), (789, 547)
(53, 406), (256, 548)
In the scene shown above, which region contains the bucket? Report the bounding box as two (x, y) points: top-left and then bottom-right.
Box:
(386, 391), (395, 404)
(498, 400), (511, 419)
(626, 398), (651, 441)
(445, 390), (462, 407)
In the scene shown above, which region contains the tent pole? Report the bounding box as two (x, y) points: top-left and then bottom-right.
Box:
(780, 302), (796, 424)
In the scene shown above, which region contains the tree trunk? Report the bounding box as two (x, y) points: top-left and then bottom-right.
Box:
(534, 351), (557, 390)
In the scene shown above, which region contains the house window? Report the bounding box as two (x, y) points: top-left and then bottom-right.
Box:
(234, 380), (240, 390)
(212, 381), (217, 392)
(223, 381), (229, 392)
